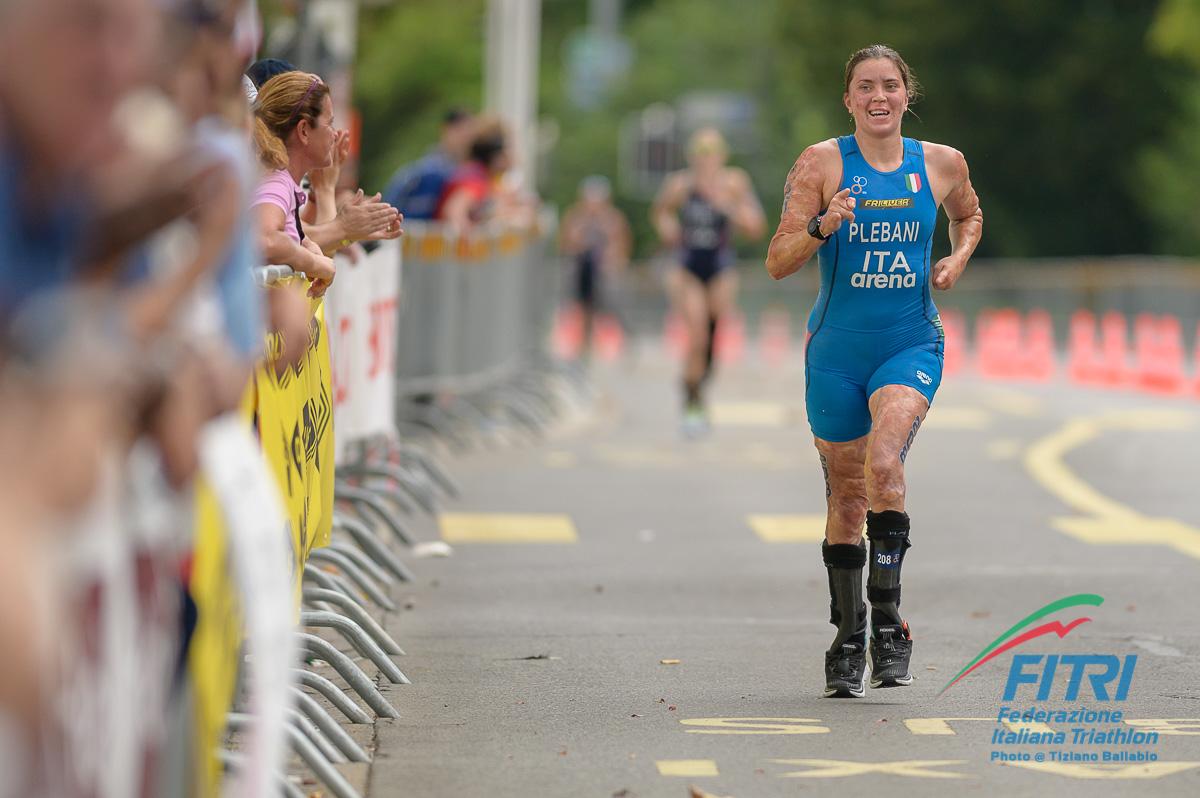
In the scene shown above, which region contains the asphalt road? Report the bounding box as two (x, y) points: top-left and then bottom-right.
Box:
(366, 345), (1200, 798)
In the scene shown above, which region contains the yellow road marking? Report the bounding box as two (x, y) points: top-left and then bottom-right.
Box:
(1000, 762), (1200, 779)
(904, 718), (991, 735)
(710, 402), (790, 427)
(747, 515), (826, 543)
(680, 718), (830, 735)
(655, 760), (719, 777)
(438, 513), (578, 543)
(1024, 410), (1200, 561)
(1053, 516), (1200, 560)
(769, 759), (969, 779)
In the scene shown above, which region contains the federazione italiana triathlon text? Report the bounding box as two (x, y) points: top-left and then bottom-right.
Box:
(991, 707), (1160, 746)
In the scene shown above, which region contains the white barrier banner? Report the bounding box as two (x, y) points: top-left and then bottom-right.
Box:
(325, 240), (401, 462)
(198, 417), (295, 798)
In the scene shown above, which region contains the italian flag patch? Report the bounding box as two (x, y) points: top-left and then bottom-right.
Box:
(905, 173), (922, 193)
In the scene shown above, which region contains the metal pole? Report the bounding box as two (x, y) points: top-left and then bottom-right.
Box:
(485, 0), (542, 191)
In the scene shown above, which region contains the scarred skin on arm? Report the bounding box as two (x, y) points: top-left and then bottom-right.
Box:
(923, 142), (983, 290)
(764, 139), (840, 280)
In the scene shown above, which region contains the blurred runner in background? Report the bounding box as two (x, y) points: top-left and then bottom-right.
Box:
(652, 127), (765, 436)
(559, 175), (631, 356)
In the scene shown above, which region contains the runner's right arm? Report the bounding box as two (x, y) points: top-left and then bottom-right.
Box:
(765, 141), (843, 280)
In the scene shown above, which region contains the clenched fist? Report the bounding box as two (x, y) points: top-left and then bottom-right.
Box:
(932, 255), (965, 290)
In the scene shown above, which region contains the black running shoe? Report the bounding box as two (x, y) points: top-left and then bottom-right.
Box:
(824, 642), (867, 698)
(869, 623), (914, 688)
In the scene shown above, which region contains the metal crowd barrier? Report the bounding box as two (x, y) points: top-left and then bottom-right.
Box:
(392, 213), (579, 448)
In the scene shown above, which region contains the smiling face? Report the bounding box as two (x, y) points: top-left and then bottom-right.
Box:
(844, 57), (908, 138)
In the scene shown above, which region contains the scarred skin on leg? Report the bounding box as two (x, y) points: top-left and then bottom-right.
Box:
(814, 435), (869, 545)
(865, 384), (928, 511)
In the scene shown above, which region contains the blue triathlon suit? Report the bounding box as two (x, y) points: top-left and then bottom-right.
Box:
(804, 135), (944, 442)
(679, 189), (733, 284)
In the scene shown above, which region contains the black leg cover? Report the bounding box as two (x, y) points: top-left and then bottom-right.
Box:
(866, 510), (911, 629)
(822, 540), (867, 651)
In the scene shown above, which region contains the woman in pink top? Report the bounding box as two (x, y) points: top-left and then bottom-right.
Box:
(251, 71), (337, 297)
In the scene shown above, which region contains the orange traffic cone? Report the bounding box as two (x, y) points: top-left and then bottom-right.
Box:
(976, 308), (1023, 380)
(1134, 314), (1187, 395)
(1096, 311), (1131, 388)
(1022, 309), (1057, 382)
(1067, 309), (1100, 384)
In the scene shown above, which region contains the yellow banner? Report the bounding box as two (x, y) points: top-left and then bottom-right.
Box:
(255, 282), (336, 586)
(188, 478), (242, 797)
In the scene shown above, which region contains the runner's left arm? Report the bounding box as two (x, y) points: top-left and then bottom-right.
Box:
(932, 148), (982, 291)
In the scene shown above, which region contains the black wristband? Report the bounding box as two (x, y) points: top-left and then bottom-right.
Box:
(807, 214), (829, 241)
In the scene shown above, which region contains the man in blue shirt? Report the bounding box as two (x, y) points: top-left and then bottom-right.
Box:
(382, 107), (474, 221)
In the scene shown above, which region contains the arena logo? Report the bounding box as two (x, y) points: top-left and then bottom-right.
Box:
(851, 249), (916, 289)
(939, 593), (1137, 701)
